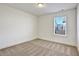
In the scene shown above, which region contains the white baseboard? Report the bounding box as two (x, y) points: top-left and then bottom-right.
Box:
(0, 37), (77, 51)
(0, 37), (36, 50)
(38, 37), (77, 47)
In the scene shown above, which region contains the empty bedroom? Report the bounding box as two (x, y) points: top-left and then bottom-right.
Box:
(0, 3), (79, 56)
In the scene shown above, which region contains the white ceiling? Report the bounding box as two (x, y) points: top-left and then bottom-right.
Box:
(3, 3), (77, 16)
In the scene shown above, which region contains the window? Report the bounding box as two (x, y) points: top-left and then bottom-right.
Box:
(54, 16), (66, 36)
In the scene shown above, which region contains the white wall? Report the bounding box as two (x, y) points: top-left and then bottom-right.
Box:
(38, 9), (77, 46)
(77, 4), (79, 52)
(0, 5), (37, 49)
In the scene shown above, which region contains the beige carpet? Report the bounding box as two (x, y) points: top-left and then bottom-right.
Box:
(0, 39), (78, 56)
